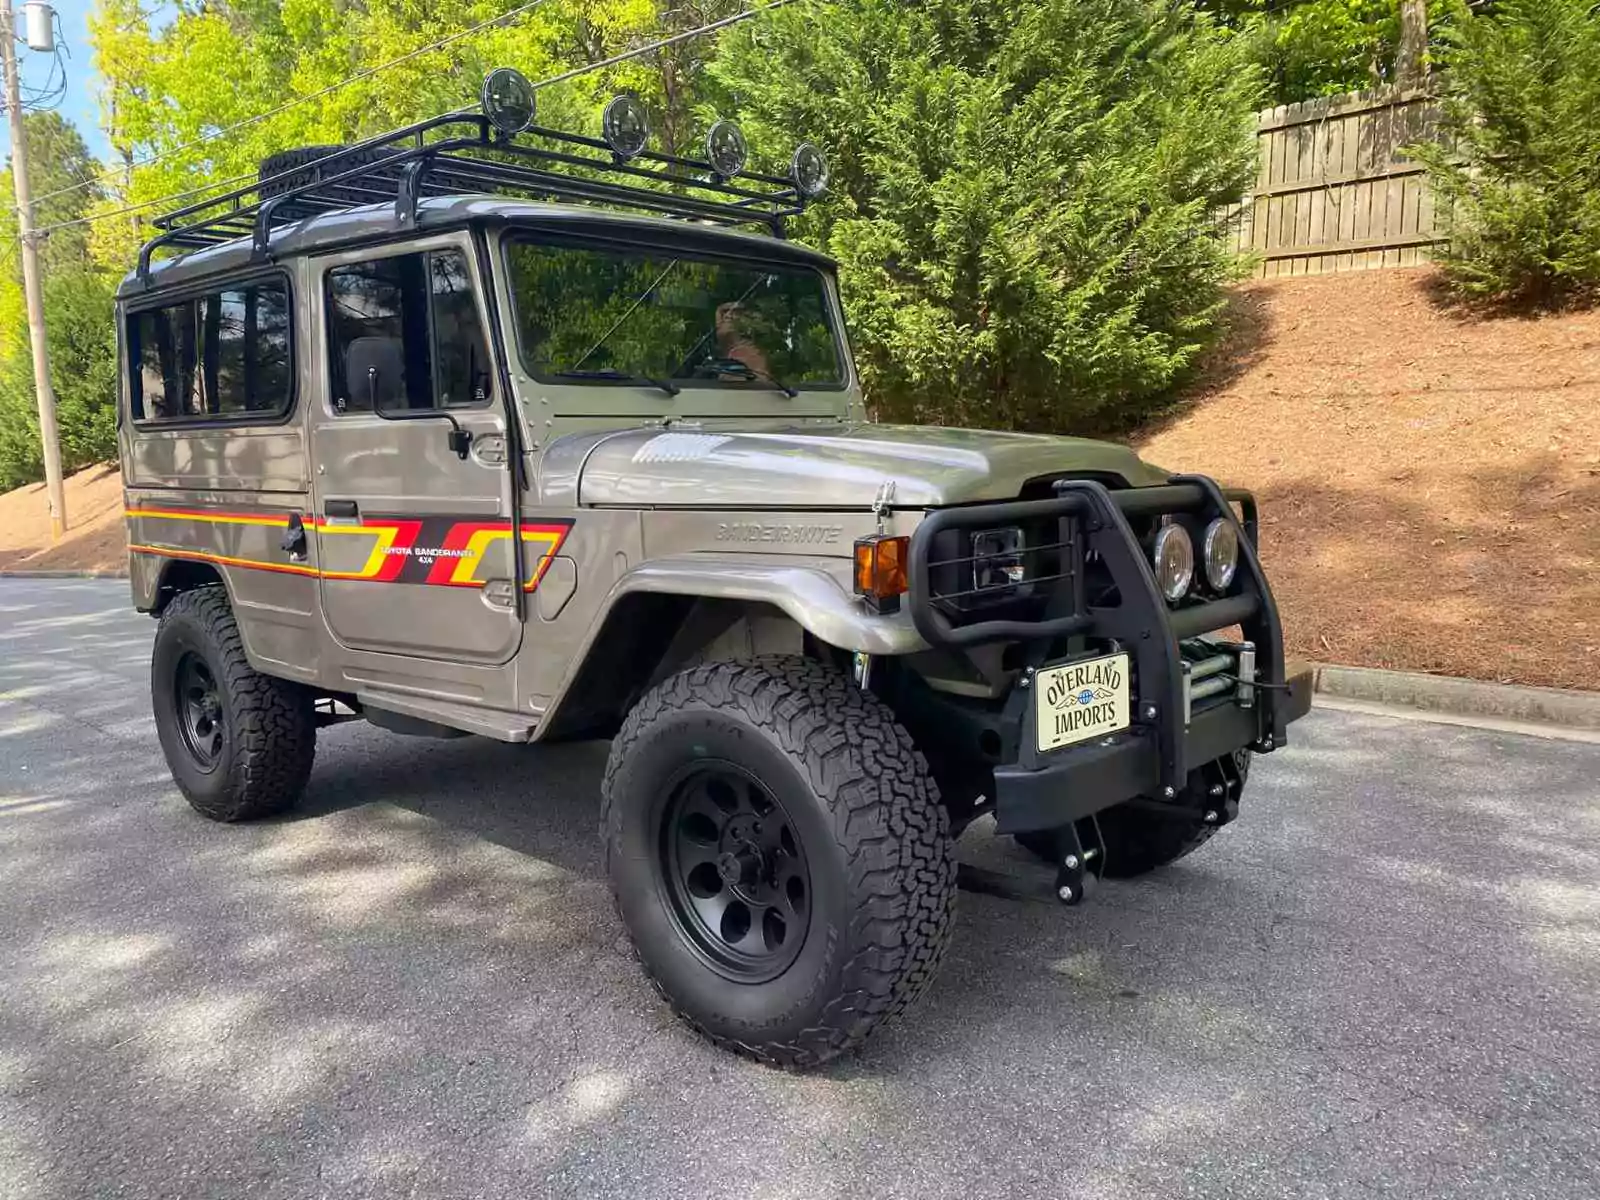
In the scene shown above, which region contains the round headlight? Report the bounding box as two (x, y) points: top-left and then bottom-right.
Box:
(1202, 518), (1239, 591)
(602, 95), (650, 159)
(706, 120), (748, 177)
(790, 142), (829, 198)
(1152, 524), (1194, 602)
(480, 67), (536, 135)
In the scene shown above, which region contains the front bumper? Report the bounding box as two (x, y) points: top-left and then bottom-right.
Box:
(904, 474), (1310, 834)
(992, 661), (1313, 833)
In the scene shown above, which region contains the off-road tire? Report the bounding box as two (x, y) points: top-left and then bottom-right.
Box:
(1015, 750), (1251, 879)
(151, 586), (316, 822)
(602, 656), (957, 1069)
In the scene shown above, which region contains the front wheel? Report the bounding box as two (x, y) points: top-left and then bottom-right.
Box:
(602, 657), (957, 1069)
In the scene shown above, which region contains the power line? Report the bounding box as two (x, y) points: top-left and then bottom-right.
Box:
(29, 167), (259, 238)
(28, 0), (802, 241)
(25, 0), (556, 212)
(529, 0), (796, 91)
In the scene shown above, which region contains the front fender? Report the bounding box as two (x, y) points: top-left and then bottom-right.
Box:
(610, 554), (926, 656)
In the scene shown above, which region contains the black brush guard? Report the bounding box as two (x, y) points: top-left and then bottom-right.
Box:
(906, 476), (1312, 834)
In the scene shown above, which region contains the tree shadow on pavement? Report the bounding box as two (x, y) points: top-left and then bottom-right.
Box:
(5, 582), (1600, 1199)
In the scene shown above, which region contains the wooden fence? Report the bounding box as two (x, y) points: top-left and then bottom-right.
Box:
(1224, 87), (1448, 278)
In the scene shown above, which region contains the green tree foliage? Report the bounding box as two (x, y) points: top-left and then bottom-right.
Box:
(0, 113), (114, 491)
(709, 0), (1263, 432)
(1414, 0), (1600, 305)
(1203, 0), (1402, 104)
(86, 0), (749, 261)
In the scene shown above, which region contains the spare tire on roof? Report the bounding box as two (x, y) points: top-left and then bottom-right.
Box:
(257, 144), (408, 218)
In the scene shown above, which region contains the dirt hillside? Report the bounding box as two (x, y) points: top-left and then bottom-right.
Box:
(0, 464), (128, 574)
(1141, 268), (1599, 691)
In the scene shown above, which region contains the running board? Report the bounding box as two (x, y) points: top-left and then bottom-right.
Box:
(356, 689), (538, 743)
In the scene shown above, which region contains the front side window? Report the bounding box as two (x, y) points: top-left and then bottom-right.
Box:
(129, 278), (292, 422)
(325, 248), (491, 414)
(503, 238), (845, 390)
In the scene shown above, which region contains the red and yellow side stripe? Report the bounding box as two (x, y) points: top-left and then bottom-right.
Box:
(125, 506), (573, 591)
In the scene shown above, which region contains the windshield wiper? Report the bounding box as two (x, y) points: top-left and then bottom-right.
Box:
(552, 369), (680, 397)
(702, 359), (799, 398)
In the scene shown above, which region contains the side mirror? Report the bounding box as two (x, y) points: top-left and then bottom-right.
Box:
(365, 363), (474, 461)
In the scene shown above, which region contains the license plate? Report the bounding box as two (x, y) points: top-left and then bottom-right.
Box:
(1035, 652), (1132, 753)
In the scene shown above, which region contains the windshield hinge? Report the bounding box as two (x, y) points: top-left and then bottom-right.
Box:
(871, 479), (897, 530)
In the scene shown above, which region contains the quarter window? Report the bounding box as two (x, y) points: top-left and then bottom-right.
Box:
(325, 248), (491, 414)
(129, 279), (292, 422)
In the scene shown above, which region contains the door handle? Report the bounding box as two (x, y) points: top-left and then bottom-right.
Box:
(324, 499), (360, 520)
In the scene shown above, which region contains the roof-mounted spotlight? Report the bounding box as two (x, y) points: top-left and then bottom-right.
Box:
(481, 68), (536, 136)
(602, 95), (651, 160)
(706, 120), (749, 179)
(790, 142), (829, 199)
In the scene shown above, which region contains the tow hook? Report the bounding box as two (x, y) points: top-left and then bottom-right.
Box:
(1199, 754), (1247, 828)
(1054, 815), (1106, 906)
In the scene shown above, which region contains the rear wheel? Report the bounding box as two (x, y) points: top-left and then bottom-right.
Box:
(1015, 750), (1251, 878)
(151, 586), (316, 822)
(602, 657), (957, 1068)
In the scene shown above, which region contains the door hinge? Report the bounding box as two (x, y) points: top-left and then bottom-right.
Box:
(473, 435), (508, 466)
(481, 578), (516, 610)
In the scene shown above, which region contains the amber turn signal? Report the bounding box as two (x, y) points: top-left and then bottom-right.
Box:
(854, 534), (909, 613)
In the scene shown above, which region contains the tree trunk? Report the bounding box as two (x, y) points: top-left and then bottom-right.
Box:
(1397, 0), (1428, 88)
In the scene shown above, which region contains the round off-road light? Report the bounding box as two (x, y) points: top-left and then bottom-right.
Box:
(1202, 517), (1239, 591)
(602, 94), (650, 159)
(481, 68), (536, 135)
(790, 142), (829, 198)
(1152, 524), (1195, 602)
(705, 120), (748, 177)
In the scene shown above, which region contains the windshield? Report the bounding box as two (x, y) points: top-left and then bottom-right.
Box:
(503, 237), (845, 390)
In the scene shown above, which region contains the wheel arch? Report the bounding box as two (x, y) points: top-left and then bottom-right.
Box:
(535, 557), (925, 742)
(136, 554), (235, 615)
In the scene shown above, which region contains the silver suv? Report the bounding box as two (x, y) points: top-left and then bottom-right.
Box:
(119, 69), (1310, 1068)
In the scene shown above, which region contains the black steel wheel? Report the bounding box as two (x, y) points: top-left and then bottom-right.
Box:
(151, 586), (316, 822)
(658, 762), (812, 983)
(173, 651), (225, 771)
(603, 656), (956, 1069)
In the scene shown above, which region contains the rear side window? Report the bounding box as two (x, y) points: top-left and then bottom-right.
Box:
(325, 248), (491, 414)
(129, 279), (292, 422)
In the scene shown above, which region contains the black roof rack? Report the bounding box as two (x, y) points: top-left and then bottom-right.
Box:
(136, 88), (820, 289)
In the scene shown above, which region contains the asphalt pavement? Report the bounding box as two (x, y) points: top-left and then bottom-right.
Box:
(2, 578), (1597, 1200)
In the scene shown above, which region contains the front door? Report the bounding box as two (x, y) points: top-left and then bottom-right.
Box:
(310, 234), (521, 664)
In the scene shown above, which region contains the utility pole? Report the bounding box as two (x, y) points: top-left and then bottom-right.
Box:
(1, 0), (65, 538)
(1397, 0), (1428, 89)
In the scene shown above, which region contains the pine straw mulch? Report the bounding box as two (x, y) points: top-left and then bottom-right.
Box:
(1139, 267), (1600, 692)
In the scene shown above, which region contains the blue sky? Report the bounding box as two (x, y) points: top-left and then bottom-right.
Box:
(2, 0), (115, 163)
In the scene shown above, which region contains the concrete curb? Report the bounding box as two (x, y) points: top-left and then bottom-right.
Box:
(0, 569), (129, 579)
(1311, 663), (1600, 733)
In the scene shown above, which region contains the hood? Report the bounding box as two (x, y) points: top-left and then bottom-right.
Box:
(574, 423), (1167, 509)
